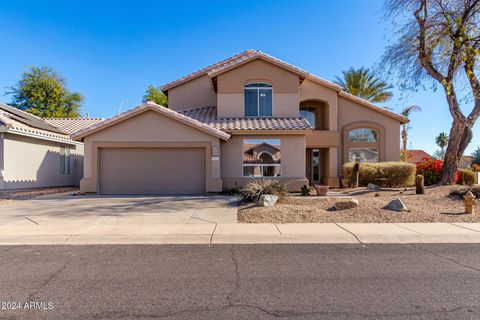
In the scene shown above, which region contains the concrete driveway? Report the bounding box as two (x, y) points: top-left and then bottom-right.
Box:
(0, 194), (238, 231)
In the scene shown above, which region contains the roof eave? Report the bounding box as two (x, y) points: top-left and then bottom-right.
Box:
(226, 129), (313, 135)
(337, 92), (410, 124)
(2, 127), (79, 145)
(72, 103), (231, 141)
(207, 54), (310, 79)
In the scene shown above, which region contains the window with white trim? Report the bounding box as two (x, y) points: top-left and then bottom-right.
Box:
(347, 128), (379, 162)
(244, 83), (272, 117)
(60, 146), (71, 175)
(243, 139), (281, 177)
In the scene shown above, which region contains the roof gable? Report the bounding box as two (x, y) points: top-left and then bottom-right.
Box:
(71, 102), (231, 141)
(160, 50), (409, 124)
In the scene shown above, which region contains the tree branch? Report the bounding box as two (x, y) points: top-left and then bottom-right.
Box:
(414, 0), (446, 83)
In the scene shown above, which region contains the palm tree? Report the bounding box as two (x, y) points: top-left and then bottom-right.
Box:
(400, 105), (422, 161)
(435, 132), (449, 160)
(334, 67), (393, 103)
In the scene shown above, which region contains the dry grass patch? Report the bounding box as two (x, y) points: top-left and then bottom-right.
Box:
(238, 186), (480, 223)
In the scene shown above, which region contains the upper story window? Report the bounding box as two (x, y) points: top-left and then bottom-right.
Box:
(300, 107), (316, 129)
(244, 83), (272, 117)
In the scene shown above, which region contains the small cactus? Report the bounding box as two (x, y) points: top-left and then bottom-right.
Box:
(351, 162), (360, 188)
(416, 174), (425, 194)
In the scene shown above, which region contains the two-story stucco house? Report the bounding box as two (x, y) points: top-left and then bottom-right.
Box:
(73, 50), (408, 195)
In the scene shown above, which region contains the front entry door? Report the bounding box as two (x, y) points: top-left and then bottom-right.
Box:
(306, 148), (321, 185)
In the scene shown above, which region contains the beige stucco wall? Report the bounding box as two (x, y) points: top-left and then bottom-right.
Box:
(1, 133), (83, 190)
(337, 97), (401, 175)
(216, 59), (300, 118)
(168, 75), (217, 112)
(81, 110), (222, 193)
(299, 79), (338, 130)
(221, 134), (308, 191)
(162, 58), (403, 189)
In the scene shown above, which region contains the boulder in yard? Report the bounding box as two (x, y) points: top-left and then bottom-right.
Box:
(335, 198), (359, 210)
(367, 183), (380, 191)
(385, 198), (408, 212)
(258, 194), (278, 207)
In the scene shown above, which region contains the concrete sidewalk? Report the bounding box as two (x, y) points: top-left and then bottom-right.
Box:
(2, 222), (480, 245)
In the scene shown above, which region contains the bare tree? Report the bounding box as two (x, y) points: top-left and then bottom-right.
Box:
(383, 0), (480, 184)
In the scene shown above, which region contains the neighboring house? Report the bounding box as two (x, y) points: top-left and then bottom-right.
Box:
(407, 150), (431, 164)
(73, 49), (408, 195)
(459, 155), (473, 169)
(0, 103), (103, 190)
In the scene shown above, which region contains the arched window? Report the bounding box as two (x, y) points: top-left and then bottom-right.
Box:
(348, 128), (378, 142)
(244, 83), (272, 117)
(259, 152), (274, 164)
(346, 127), (380, 162)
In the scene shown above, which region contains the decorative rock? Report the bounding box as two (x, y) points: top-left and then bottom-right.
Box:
(335, 198), (359, 210)
(386, 198), (408, 212)
(258, 194), (278, 207)
(367, 183), (380, 191)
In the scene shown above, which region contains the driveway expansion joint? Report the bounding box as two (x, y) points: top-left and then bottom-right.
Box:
(274, 224), (282, 235)
(334, 223), (365, 246)
(447, 222), (480, 233)
(393, 223), (423, 234)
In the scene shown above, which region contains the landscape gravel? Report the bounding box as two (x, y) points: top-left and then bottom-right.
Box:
(238, 186), (480, 223)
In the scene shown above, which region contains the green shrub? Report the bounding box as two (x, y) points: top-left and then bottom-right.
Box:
(242, 179), (288, 202)
(342, 162), (416, 187)
(457, 169), (476, 186)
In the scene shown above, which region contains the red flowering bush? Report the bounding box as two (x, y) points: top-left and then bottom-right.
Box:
(416, 157), (459, 185)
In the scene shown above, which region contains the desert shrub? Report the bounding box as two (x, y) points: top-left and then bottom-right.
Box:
(223, 182), (242, 195)
(342, 162), (416, 187)
(300, 185), (315, 196)
(449, 185), (480, 198)
(416, 157), (460, 186)
(457, 169), (476, 186)
(242, 179), (288, 202)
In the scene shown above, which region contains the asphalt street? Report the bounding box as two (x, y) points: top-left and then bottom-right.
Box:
(1, 244), (480, 319)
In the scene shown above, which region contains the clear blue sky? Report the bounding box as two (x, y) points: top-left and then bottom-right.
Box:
(1, 0), (478, 155)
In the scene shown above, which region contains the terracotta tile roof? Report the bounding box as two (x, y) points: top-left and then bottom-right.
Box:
(407, 150), (431, 163)
(0, 103), (74, 142)
(72, 102), (231, 141)
(44, 118), (104, 134)
(161, 49), (409, 124)
(161, 50), (258, 91)
(179, 106), (312, 132)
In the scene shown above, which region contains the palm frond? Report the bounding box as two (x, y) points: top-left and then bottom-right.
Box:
(334, 67), (394, 103)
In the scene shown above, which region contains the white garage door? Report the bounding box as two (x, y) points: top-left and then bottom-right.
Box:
(99, 148), (205, 195)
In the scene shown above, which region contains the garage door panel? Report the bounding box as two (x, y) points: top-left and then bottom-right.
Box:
(99, 148), (205, 195)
